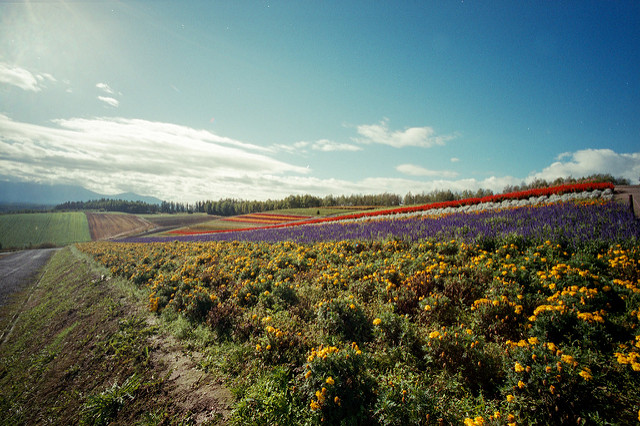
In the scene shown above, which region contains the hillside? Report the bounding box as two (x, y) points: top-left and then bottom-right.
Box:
(0, 181), (162, 208)
(0, 247), (232, 424)
(1, 185), (638, 424)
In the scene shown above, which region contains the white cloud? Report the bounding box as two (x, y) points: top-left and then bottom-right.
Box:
(396, 164), (458, 178)
(355, 118), (458, 148)
(528, 148), (640, 183)
(309, 139), (362, 152)
(0, 62), (56, 92)
(2, 113), (637, 202)
(98, 96), (120, 108)
(96, 83), (120, 107)
(274, 139), (361, 154)
(0, 114), (308, 202)
(450, 157), (460, 163)
(96, 82), (114, 94)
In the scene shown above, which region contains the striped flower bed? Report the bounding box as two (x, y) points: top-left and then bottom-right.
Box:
(222, 213), (311, 224)
(169, 213), (311, 236)
(164, 182), (615, 237)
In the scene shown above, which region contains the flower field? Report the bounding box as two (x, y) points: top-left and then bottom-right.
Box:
(169, 212), (312, 236)
(145, 182), (616, 240)
(78, 195), (640, 425)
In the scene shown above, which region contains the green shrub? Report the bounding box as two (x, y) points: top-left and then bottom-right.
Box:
(231, 367), (308, 425)
(299, 343), (376, 424)
(317, 298), (372, 343)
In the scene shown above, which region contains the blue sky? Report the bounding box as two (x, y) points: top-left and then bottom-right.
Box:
(1, 1), (638, 202)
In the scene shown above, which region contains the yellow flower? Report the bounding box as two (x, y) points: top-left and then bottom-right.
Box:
(429, 331), (440, 339)
(518, 380), (526, 389)
(561, 354), (578, 366)
(514, 362), (525, 373)
(334, 396), (341, 406)
(579, 368), (592, 381)
(373, 318), (382, 326)
(326, 376), (335, 385)
(305, 370), (312, 379)
(310, 400), (320, 411)
(506, 394), (515, 402)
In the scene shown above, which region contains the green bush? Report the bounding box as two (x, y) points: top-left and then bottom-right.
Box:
(299, 343), (376, 424)
(317, 298), (372, 343)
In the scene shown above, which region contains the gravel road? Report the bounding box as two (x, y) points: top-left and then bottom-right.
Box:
(0, 248), (58, 312)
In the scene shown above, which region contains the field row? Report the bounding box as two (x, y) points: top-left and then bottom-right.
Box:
(79, 199), (640, 424)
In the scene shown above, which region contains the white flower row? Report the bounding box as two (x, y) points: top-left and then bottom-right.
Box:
(338, 188), (614, 224)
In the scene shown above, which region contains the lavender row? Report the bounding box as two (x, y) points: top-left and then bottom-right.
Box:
(119, 200), (639, 247)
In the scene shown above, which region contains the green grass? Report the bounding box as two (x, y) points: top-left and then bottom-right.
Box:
(0, 212), (91, 248)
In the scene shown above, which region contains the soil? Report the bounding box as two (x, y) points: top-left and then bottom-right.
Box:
(148, 332), (234, 424)
(86, 212), (156, 240)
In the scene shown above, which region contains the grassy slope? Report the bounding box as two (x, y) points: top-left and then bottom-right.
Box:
(0, 247), (231, 425)
(0, 212), (91, 249)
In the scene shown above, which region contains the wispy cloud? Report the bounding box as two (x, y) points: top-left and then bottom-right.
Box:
(396, 164), (458, 178)
(96, 82), (114, 94)
(0, 114), (308, 201)
(450, 157), (460, 163)
(0, 62), (56, 92)
(274, 139), (361, 154)
(355, 118), (458, 148)
(311, 139), (362, 152)
(529, 148), (640, 183)
(96, 83), (120, 107)
(97, 96), (120, 108)
(1, 113), (636, 202)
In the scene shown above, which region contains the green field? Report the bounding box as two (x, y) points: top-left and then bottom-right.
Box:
(0, 212), (91, 249)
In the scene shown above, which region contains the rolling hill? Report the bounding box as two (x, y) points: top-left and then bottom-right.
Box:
(0, 181), (162, 210)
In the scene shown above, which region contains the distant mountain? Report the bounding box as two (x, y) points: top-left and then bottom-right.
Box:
(0, 181), (163, 207)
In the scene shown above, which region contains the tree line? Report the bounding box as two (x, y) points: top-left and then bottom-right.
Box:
(52, 174), (629, 216)
(55, 199), (161, 214)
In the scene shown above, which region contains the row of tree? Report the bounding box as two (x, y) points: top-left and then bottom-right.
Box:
(55, 199), (161, 214)
(53, 174), (629, 216)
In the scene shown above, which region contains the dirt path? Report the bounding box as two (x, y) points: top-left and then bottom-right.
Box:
(148, 332), (234, 424)
(614, 185), (640, 218)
